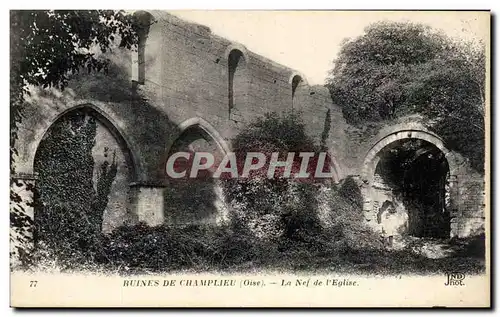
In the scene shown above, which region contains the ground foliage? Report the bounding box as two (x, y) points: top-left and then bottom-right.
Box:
(326, 21), (486, 172)
(29, 222), (485, 275)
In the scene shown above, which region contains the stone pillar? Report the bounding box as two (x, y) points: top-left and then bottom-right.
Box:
(213, 181), (230, 225)
(360, 182), (371, 217)
(457, 177), (486, 237)
(10, 172), (37, 266)
(130, 183), (165, 226)
(448, 175), (460, 237)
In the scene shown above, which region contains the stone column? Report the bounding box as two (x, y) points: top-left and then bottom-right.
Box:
(360, 182), (380, 233)
(10, 172), (37, 266)
(130, 183), (165, 226)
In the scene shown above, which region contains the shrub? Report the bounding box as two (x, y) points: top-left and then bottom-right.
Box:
(323, 177), (385, 251)
(222, 111), (327, 243)
(93, 222), (272, 273)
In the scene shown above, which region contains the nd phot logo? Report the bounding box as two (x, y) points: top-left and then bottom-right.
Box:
(444, 272), (466, 286)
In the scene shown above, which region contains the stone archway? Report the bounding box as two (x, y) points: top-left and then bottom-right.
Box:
(176, 117), (230, 154)
(33, 104), (140, 178)
(32, 105), (138, 249)
(361, 129), (460, 238)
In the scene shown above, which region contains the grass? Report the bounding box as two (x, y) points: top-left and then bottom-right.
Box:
(19, 224), (486, 276)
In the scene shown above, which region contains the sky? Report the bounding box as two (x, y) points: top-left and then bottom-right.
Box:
(171, 11), (489, 85)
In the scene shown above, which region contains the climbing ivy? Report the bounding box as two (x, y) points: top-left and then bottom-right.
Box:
(34, 110), (118, 264)
(10, 10), (138, 268)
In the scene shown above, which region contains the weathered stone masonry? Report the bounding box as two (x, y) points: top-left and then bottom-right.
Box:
(12, 10), (485, 243)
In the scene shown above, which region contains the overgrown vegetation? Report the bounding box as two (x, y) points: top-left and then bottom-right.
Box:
(29, 222), (485, 275)
(24, 112), (485, 275)
(10, 10), (140, 265)
(33, 110), (118, 263)
(222, 111), (326, 243)
(10, 15), (486, 275)
(326, 21), (486, 172)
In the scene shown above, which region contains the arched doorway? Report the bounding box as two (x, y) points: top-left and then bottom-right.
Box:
(362, 130), (459, 238)
(33, 106), (135, 251)
(164, 118), (229, 225)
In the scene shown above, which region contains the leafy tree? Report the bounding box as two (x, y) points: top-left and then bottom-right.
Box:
(10, 10), (140, 266)
(11, 10), (139, 150)
(223, 112), (329, 243)
(326, 21), (486, 171)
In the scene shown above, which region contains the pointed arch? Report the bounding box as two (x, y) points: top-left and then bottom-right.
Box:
(228, 49), (245, 114)
(164, 118), (230, 225)
(33, 104), (140, 181)
(176, 117), (230, 155)
(291, 75), (303, 99)
(33, 104), (140, 239)
(226, 44), (249, 120)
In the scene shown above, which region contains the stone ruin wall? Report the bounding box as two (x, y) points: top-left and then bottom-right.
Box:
(12, 11), (485, 241)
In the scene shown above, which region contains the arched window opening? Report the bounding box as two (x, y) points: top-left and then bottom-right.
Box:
(291, 75), (304, 108)
(228, 49), (247, 119)
(132, 11), (153, 85)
